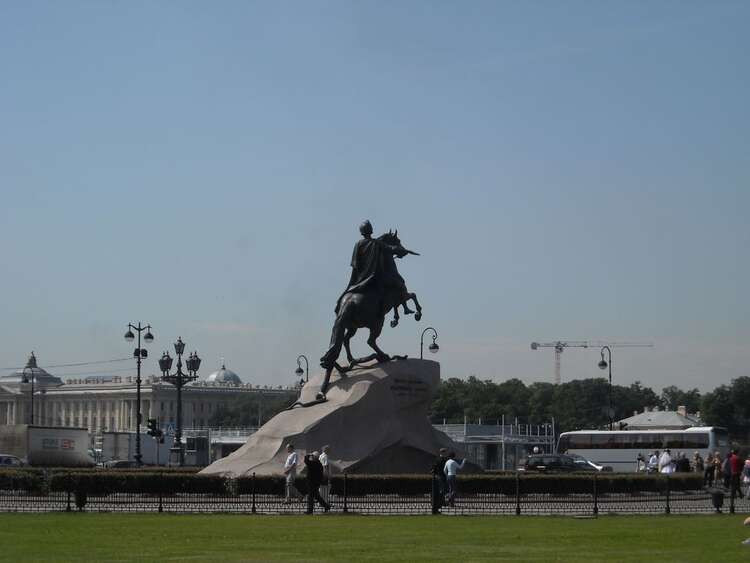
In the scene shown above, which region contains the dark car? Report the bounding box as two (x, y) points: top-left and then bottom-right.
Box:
(519, 454), (601, 473)
(101, 459), (137, 469)
(0, 454), (25, 467)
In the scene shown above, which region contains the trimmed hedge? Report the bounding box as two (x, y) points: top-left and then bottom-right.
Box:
(48, 471), (228, 496)
(0, 469), (704, 497)
(0, 469), (46, 493)
(331, 475), (431, 496)
(235, 475), (285, 496)
(235, 473), (703, 496)
(456, 473), (703, 495)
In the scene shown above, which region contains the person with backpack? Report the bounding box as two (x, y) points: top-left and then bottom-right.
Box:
(303, 451), (331, 513)
(431, 448), (449, 511)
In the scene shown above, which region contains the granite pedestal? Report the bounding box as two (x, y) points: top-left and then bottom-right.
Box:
(200, 359), (468, 476)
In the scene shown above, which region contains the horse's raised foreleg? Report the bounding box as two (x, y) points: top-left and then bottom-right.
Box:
(408, 292), (422, 321)
(401, 297), (414, 315)
(390, 305), (400, 328)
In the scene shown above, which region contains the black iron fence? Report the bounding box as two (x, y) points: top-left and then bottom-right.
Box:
(0, 469), (747, 515)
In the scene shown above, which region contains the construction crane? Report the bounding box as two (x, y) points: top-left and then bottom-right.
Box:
(530, 341), (653, 385)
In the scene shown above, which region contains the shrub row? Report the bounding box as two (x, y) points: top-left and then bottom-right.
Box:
(446, 473), (703, 495)
(48, 471), (229, 495)
(0, 469), (703, 496)
(0, 469), (46, 493)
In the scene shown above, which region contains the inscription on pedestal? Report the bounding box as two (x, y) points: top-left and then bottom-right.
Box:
(390, 377), (428, 400)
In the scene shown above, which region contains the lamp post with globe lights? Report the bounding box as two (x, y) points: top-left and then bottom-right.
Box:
(598, 346), (613, 431)
(125, 323), (154, 466)
(295, 355), (309, 388)
(158, 337), (201, 466)
(420, 327), (439, 360)
(21, 355), (35, 425)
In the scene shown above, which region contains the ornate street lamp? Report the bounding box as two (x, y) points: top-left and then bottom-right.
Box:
(598, 346), (613, 431)
(295, 355), (309, 387)
(125, 322), (154, 466)
(159, 337), (201, 466)
(21, 353), (36, 425)
(420, 327), (439, 360)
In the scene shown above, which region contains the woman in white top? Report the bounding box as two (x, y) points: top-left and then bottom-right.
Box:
(443, 452), (466, 506)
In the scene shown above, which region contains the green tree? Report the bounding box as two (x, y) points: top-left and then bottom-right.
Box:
(527, 382), (556, 424)
(701, 377), (750, 441)
(661, 385), (701, 413)
(728, 377), (750, 442)
(700, 385), (734, 431)
(549, 379), (611, 431)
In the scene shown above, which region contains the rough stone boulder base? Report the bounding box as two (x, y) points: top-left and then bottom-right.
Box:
(200, 359), (464, 476)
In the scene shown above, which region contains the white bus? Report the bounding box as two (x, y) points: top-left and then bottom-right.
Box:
(556, 427), (730, 472)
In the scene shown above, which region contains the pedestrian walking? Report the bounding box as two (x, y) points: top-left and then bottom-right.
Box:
(742, 460), (750, 498)
(675, 452), (690, 472)
(636, 453), (646, 473)
(647, 451), (660, 474)
(283, 443), (303, 503)
(303, 451), (331, 513)
(723, 451), (733, 489)
(319, 445), (331, 504)
(730, 449), (744, 499)
(443, 451), (466, 507)
(692, 451), (704, 473)
(658, 449), (674, 474)
(704, 453), (715, 487)
(431, 448), (449, 510)
(713, 451), (723, 485)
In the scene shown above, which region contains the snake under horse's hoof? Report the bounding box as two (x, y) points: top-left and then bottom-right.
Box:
(286, 396), (328, 410)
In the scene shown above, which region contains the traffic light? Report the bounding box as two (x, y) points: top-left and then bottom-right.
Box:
(147, 418), (158, 437)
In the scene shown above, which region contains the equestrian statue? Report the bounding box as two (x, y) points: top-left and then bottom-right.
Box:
(318, 220), (422, 399)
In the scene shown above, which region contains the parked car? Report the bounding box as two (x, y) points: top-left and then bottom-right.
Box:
(518, 454), (606, 473)
(568, 453), (612, 472)
(101, 459), (137, 469)
(0, 454), (25, 467)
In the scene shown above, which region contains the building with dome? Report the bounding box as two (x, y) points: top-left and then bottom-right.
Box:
(205, 363), (243, 386)
(0, 352), (63, 425)
(0, 353), (296, 445)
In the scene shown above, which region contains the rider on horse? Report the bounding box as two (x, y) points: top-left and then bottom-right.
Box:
(316, 221), (421, 399)
(335, 220), (412, 318)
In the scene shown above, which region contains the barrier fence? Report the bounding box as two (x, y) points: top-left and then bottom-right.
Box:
(0, 471), (747, 516)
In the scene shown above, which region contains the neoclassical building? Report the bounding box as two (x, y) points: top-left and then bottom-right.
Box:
(0, 353), (294, 438)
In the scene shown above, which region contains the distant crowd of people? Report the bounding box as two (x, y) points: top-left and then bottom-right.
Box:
(639, 448), (750, 497)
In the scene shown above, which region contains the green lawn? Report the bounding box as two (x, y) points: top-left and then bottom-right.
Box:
(0, 513), (747, 562)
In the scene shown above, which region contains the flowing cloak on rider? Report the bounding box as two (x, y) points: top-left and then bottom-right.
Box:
(335, 236), (406, 315)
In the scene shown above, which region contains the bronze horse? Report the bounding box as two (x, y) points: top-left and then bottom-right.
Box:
(318, 231), (421, 398)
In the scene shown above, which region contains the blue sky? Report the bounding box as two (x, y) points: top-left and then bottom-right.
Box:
(1, 1), (747, 394)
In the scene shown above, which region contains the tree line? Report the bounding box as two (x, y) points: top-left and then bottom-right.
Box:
(429, 375), (750, 440)
(209, 375), (750, 442)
